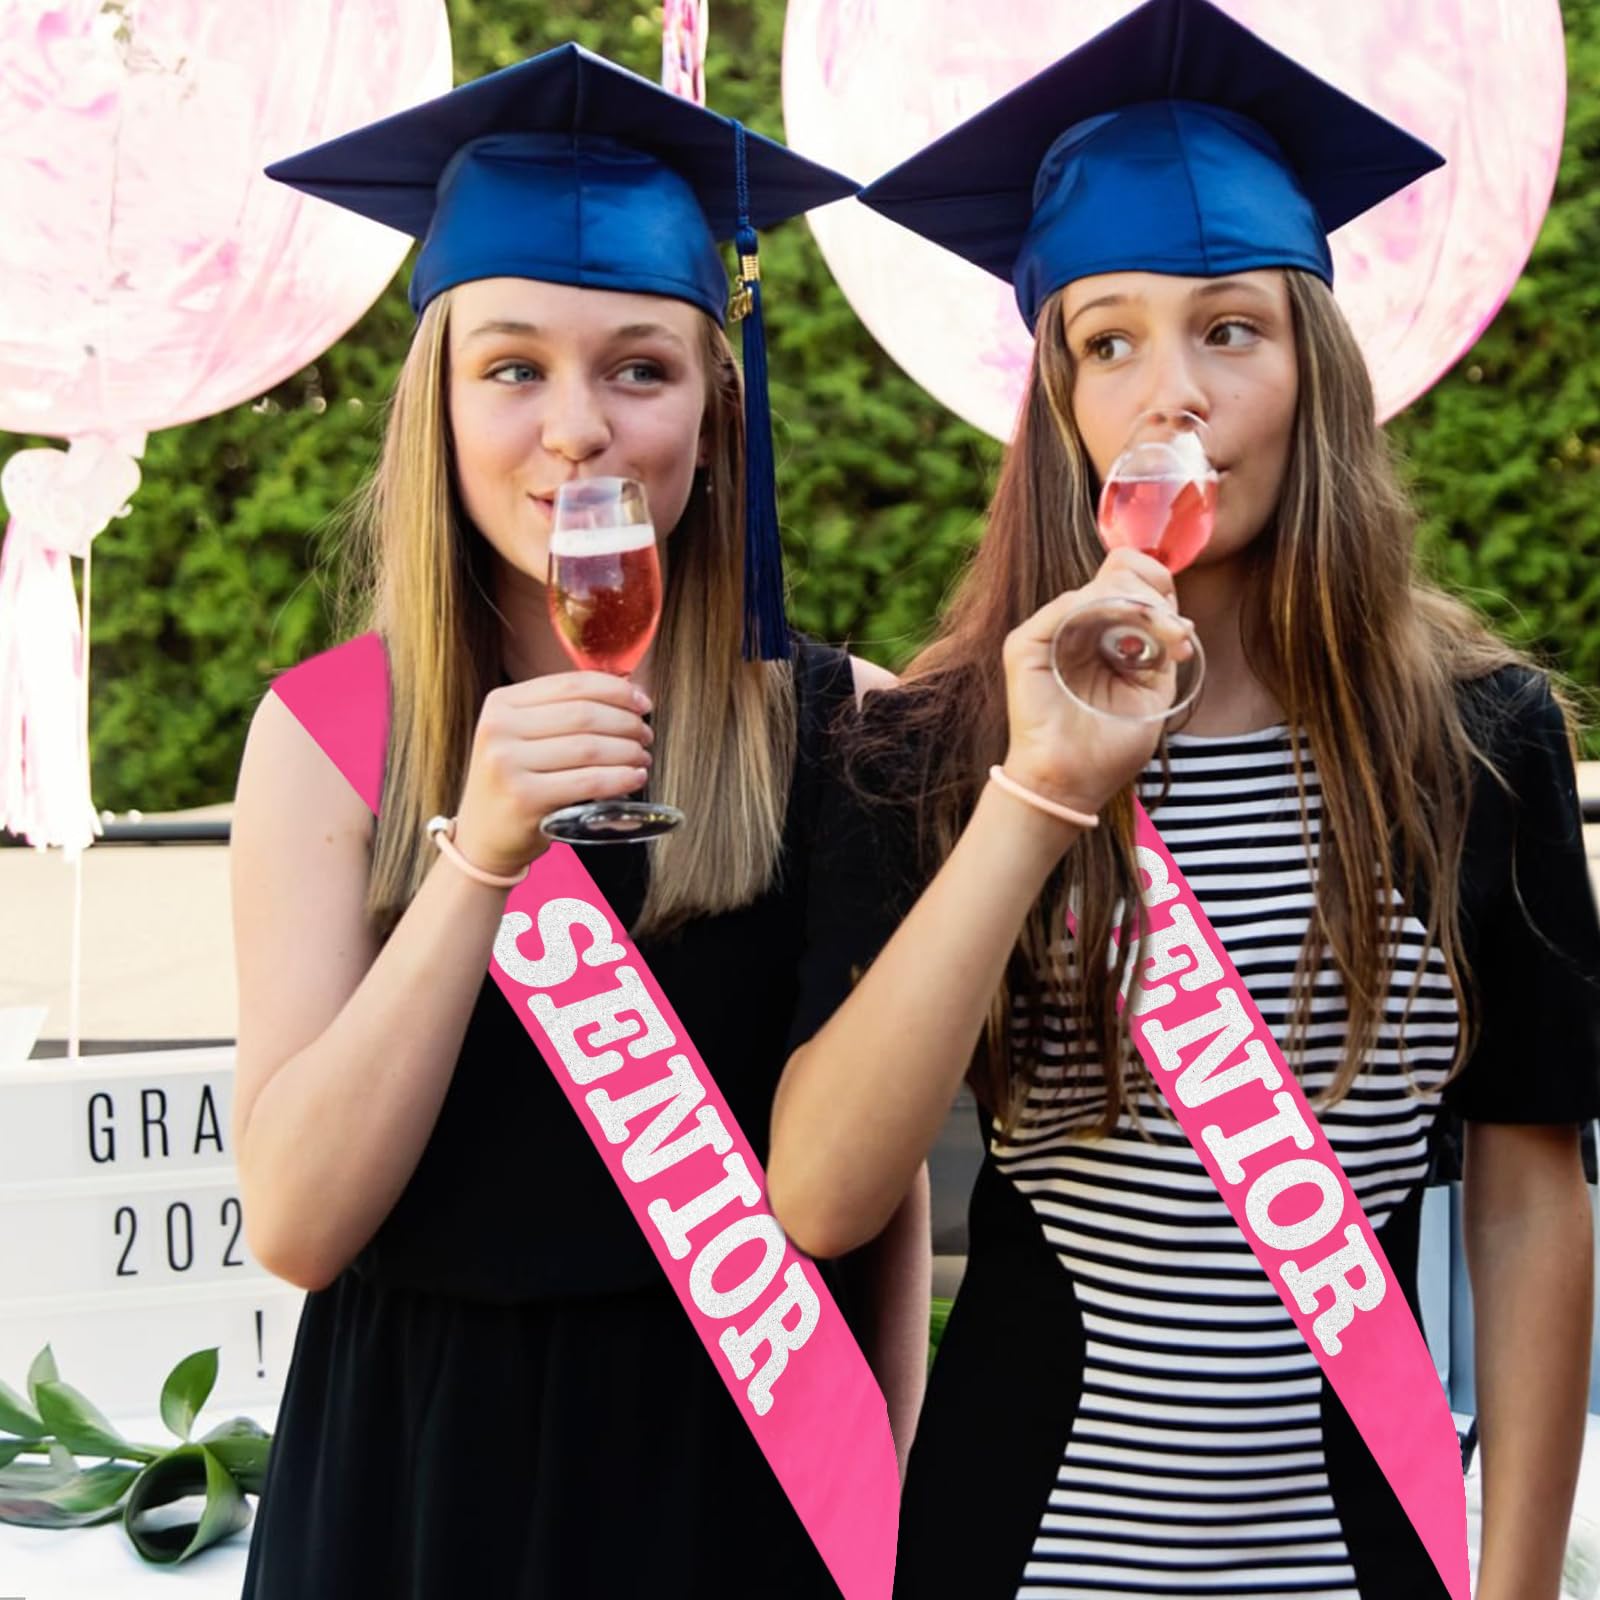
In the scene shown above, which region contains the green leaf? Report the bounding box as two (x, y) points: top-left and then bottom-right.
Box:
(0, 1441), (29, 1469)
(198, 1418), (271, 1496)
(124, 1445), (251, 1564)
(0, 1445), (76, 1494)
(0, 1461), (138, 1529)
(34, 1380), (157, 1463)
(26, 1347), (58, 1411)
(0, 1378), (44, 1440)
(928, 1296), (953, 1368)
(159, 1349), (219, 1442)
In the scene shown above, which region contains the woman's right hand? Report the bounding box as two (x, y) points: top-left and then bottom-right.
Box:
(451, 673), (654, 875)
(1000, 547), (1194, 817)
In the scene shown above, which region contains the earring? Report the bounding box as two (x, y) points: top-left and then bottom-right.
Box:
(702, 466), (714, 498)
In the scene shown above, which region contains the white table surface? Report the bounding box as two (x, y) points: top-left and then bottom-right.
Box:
(0, 1519), (250, 1600)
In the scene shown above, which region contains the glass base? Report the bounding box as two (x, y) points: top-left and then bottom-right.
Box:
(1049, 595), (1205, 725)
(539, 800), (685, 845)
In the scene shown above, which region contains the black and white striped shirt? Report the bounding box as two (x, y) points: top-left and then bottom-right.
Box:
(996, 725), (1458, 1599)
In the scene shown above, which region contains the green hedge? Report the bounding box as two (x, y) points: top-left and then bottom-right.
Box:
(1390, 0), (1600, 705)
(2, 0), (1596, 810)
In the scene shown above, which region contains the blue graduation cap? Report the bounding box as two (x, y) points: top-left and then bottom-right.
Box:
(267, 44), (859, 661)
(858, 0), (1444, 332)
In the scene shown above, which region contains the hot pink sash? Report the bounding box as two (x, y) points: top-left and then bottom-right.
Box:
(272, 634), (899, 1600)
(1067, 801), (1469, 1597)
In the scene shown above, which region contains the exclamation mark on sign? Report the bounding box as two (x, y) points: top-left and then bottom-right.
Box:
(255, 1309), (265, 1378)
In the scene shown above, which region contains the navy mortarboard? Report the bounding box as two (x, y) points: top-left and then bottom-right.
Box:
(267, 43), (858, 660)
(858, 0), (1444, 331)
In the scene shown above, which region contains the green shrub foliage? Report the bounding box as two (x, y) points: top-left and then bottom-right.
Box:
(2, 0), (1594, 809)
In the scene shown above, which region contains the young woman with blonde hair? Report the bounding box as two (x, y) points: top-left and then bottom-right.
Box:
(229, 46), (926, 1600)
(769, 4), (1600, 1596)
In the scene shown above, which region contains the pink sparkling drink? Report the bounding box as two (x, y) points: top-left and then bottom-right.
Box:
(547, 528), (662, 676)
(1098, 474), (1219, 574)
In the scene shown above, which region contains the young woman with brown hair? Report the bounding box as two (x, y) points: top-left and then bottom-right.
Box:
(228, 46), (926, 1600)
(769, 4), (1600, 1596)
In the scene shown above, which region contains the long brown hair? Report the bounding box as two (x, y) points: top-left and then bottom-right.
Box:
(861, 269), (1536, 1134)
(336, 289), (796, 940)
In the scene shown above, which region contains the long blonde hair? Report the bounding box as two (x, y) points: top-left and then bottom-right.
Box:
(339, 289), (796, 939)
(862, 269), (1539, 1133)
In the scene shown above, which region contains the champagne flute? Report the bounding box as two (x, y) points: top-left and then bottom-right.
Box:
(1049, 409), (1217, 724)
(539, 476), (685, 844)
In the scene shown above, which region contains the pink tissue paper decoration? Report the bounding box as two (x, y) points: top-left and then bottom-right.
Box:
(0, 438), (141, 853)
(0, 0), (452, 853)
(781, 0), (1567, 438)
(663, 0), (708, 105)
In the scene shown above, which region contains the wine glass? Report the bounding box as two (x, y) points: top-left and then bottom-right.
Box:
(1049, 409), (1217, 724)
(539, 476), (685, 844)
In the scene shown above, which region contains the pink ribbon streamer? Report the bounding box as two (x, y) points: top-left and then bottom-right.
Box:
(0, 517), (99, 854)
(272, 633), (900, 1600)
(1067, 800), (1469, 1597)
(0, 435), (142, 854)
(662, 0), (709, 104)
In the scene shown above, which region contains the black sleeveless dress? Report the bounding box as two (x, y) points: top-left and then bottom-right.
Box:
(241, 641), (862, 1600)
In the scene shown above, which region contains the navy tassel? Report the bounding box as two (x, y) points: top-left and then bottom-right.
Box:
(730, 124), (790, 662)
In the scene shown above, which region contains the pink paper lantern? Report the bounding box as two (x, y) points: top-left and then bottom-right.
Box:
(0, 0), (453, 440)
(0, 0), (451, 856)
(782, 0), (1567, 438)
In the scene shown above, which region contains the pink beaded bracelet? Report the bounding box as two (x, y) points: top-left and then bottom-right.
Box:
(986, 765), (1100, 830)
(425, 816), (529, 889)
